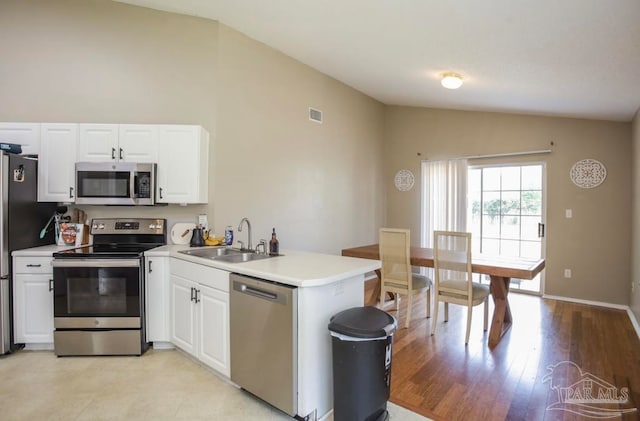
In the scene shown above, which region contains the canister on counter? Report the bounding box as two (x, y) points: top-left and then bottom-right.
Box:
(224, 225), (234, 246)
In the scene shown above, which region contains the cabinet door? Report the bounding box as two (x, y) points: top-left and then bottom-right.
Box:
(38, 123), (77, 202)
(156, 125), (209, 204)
(197, 284), (230, 376)
(77, 124), (119, 162)
(13, 274), (54, 344)
(119, 125), (158, 163)
(0, 122), (40, 155)
(170, 274), (197, 356)
(146, 256), (170, 342)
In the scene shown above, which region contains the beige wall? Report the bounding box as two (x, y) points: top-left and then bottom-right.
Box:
(214, 24), (385, 253)
(632, 109), (640, 320)
(0, 0), (215, 226)
(1, 0), (634, 306)
(384, 107), (631, 305)
(0, 0), (385, 253)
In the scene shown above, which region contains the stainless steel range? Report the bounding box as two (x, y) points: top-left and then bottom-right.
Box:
(52, 218), (166, 356)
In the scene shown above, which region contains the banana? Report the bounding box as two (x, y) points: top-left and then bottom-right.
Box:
(205, 237), (225, 246)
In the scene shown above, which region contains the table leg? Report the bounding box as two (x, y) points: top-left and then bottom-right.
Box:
(367, 269), (395, 307)
(488, 275), (513, 348)
(367, 269), (383, 306)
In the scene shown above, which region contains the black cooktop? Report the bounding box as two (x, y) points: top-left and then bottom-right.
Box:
(53, 218), (167, 259)
(53, 244), (160, 258)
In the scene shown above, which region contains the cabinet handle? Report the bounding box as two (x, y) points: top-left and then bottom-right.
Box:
(148, 260), (153, 273)
(195, 289), (201, 303)
(119, 148), (123, 160)
(111, 147), (116, 160)
(26, 264), (42, 268)
(49, 279), (53, 292)
(159, 187), (163, 199)
(190, 287), (195, 302)
(69, 187), (74, 199)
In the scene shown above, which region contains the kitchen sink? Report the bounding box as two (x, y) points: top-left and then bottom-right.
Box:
(178, 247), (274, 263)
(178, 247), (242, 259)
(214, 252), (274, 264)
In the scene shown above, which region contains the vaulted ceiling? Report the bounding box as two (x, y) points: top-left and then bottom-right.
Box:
(114, 0), (640, 122)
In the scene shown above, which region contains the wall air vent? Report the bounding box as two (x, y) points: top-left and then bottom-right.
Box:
(309, 107), (323, 123)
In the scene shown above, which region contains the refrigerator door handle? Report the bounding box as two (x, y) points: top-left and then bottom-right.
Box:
(49, 279), (53, 292)
(69, 187), (74, 199)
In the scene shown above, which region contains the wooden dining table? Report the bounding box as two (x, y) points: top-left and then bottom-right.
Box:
(341, 244), (545, 348)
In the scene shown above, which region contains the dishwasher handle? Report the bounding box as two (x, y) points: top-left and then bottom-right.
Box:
(232, 279), (290, 305)
(241, 284), (277, 300)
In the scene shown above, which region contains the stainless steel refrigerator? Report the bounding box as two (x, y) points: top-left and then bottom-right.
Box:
(0, 152), (57, 353)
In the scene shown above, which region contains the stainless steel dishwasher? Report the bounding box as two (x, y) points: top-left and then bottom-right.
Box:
(230, 273), (298, 416)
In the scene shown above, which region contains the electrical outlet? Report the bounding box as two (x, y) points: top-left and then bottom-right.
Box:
(198, 214), (208, 231)
(565, 209), (573, 218)
(564, 269), (572, 278)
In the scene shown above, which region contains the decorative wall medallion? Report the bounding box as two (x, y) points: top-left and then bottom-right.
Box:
(570, 159), (607, 189)
(394, 169), (415, 191)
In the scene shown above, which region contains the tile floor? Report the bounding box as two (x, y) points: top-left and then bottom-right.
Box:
(0, 348), (429, 420)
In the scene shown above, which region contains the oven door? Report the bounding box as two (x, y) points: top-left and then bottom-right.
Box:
(53, 258), (142, 329)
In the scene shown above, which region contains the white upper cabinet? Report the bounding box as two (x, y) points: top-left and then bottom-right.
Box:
(1, 121), (209, 205)
(0, 122), (41, 155)
(77, 124), (119, 162)
(77, 124), (158, 163)
(119, 124), (158, 163)
(38, 123), (77, 202)
(156, 125), (209, 204)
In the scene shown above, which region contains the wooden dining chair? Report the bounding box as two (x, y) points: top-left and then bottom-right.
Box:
(379, 228), (432, 329)
(431, 230), (489, 344)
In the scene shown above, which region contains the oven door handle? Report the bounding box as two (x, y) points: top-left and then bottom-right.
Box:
(52, 259), (141, 268)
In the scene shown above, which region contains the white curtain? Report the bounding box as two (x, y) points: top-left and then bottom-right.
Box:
(421, 159), (468, 248)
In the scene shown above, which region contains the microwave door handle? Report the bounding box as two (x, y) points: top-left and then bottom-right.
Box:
(131, 172), (137, 200)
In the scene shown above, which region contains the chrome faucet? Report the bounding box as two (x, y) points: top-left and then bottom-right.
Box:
(237, 217), (252, 251)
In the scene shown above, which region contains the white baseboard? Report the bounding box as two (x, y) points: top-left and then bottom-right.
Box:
(543, 294), (640, 341)
(22, 343), (54, 351)
(542, 294), (628, 310)
(627, 308), (640, 341)
(151, 341), (175, 350)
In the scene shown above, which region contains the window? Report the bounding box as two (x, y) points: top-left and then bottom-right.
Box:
(467, 164), (545, 294)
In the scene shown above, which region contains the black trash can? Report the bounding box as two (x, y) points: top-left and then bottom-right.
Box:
(328, 306), (398, 421)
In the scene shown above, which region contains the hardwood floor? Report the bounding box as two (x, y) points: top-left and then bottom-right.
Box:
(364, 280), (640, 421)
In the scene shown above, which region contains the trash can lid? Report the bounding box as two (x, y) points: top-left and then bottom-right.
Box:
(328, 306), (397, 339)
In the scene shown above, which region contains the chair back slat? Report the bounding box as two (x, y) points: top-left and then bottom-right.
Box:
(434, 231), (472, 299)
(379, 228), (411, 287)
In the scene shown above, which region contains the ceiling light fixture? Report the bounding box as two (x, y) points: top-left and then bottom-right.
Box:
(441, 72), (463, 89)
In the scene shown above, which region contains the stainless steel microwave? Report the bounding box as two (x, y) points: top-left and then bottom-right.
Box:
(75, 162), (155, 205)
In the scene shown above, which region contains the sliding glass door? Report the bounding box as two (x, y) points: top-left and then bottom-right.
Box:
(467, 164), (545, 294)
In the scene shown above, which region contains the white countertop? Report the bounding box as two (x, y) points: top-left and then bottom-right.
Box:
(12, 244), (79, 257)
(145, 245), (380, 288)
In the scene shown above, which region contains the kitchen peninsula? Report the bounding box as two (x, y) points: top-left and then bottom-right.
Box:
(145, 245), (380, 421)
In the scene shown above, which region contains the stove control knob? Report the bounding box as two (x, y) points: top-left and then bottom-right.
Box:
(98, 224), (105, 230)
(92, 224), (98, 230)
(149, 224), (156, 229)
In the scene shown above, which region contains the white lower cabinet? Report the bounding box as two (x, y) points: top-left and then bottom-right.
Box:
(145, 256), (172, 346)
(196, 284), (229, 374)
(170, 274), (197, 355)
(12, 256), (54, 346)
(170, 258), (230, 377)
